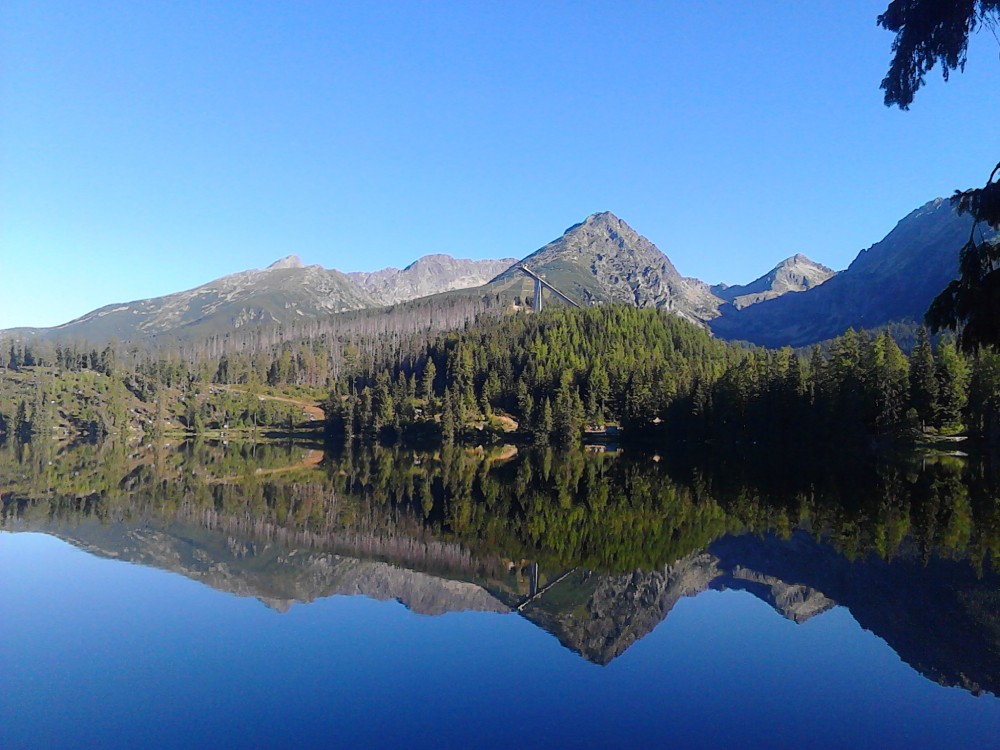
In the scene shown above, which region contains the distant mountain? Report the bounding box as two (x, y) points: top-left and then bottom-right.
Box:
(6, 256), (376, 343)
(710, 199), (991, 347)
(487, 212), (722, 323)
(5, 253), (516, 343)
(712, 254), (835, 310)
(348, 254), (516, 306)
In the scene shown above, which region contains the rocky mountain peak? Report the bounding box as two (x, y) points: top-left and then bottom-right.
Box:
(583, 210), (617, 224)
(404, 253), (452, 269)
(266, 255), (305, 271)
(772, 253), (830, 273)
(565, 211), (641, 245)
(486, 211), (722, 323)
(712, 253), (835, 310)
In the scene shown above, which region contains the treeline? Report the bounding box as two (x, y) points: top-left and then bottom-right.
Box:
(0, 292), (506, 386)
(0, 292), (509, 439)
(4, 438), (999, 575)
(326, 307), (1000, 447)
(3, 305), (1000, 448)
(674, 327), (996, 446)
(327, 306), (739, 443)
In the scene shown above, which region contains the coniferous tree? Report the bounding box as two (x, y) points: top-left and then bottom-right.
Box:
(535, 397), (553, 444)
(441, 387), (457, 444)
(866, 331), (909, 434)
(515, 377), (534, 426)
(909, 329), (939, 429)
(554, 370), (584, 444)
(967, 350), (1000, 441)
(372, 370), (395, 433)
(586, 363), (610, 425)
(935, 339), (969, 429)
(14, 400), (29, 440)
(420, 358), (437, 401)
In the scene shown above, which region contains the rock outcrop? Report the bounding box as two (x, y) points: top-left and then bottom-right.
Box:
(348, 254), (516, 305)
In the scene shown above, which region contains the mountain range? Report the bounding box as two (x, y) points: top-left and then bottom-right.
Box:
(709, 198), (984, 346)
(5, 254), (513, 343)
(5, 198), (991, 348)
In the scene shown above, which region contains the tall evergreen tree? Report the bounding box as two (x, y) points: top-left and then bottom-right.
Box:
(909, 329), (939, 429)
(14, 400), (30, 440)
(935, 339), (969, 428)
(441, 388), (457, 444)
(867, 331), (909, 434)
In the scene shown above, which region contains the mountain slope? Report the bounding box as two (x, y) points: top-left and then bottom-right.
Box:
(487, 212), (721, 323)
(5, 253), (517, 343)
(710, 199), (986, 347)
(348, 254), (517, 305)
(9, 256), (376, 343)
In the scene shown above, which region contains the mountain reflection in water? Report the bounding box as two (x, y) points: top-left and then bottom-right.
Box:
(2, 438), (999, 698)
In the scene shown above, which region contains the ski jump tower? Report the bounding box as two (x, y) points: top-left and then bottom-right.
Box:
(515, 265), (580, 312)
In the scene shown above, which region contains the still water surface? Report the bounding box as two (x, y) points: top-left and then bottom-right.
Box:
(2, 440), (999, 748)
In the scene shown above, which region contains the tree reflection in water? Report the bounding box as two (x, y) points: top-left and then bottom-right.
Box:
(1, 438), (998, 695)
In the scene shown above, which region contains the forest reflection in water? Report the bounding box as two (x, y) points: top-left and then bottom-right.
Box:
(2, 437), (999, 697)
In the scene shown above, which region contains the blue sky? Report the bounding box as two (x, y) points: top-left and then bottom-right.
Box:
(2, 1), (998, 328)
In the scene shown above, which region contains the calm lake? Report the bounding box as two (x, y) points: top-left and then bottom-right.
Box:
(2, 440), (999, 749)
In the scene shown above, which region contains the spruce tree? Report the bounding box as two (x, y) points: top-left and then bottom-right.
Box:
(934, 340), (969, 429)
(441, 388), (456, 443)
(535, 397), (553, 444)
(909, 329), (939, 429)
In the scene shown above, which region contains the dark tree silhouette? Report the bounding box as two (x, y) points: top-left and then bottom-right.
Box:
(925, 162), (1000, 350)
(877, 1), (1000, 348)
(878, 0), (1000, 108)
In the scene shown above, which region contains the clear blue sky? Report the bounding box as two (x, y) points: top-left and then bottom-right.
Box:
(2, 1), (997, 328)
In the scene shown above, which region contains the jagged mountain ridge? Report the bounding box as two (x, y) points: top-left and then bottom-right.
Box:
(348, 254), (517, 306)
(5, 198), (982, 348)
(3, 213), (832, 344)
(8, 258), (378, 343)
(4, 253), (519, 343)
(709, 199), (995, 347)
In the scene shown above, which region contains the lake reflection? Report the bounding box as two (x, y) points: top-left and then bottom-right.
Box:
(2, 439), (999, 749)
